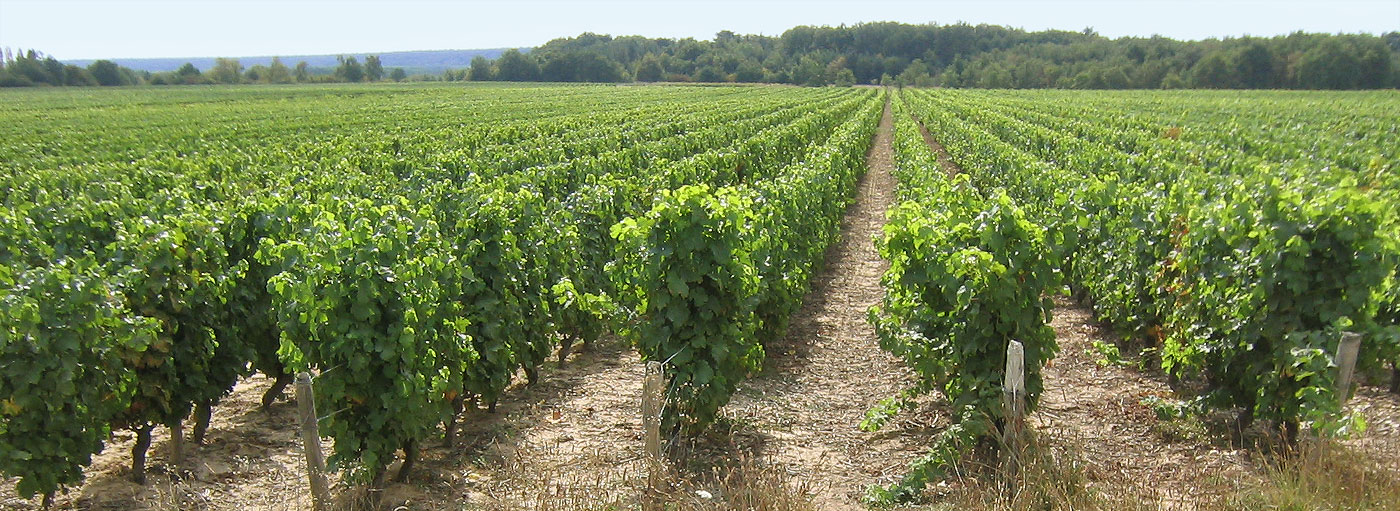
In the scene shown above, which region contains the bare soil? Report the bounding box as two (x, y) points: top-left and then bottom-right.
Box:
(714, 97), (935, 510)
(1036, 296), (1400, 508)
(1035, 296), (1245, 506)
(1, 373), (320, 510)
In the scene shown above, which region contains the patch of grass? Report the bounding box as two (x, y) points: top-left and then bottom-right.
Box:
(1149, 415), (1210, 444)
(1224, 442), (1400, 511)
(141, 479), (214, 511)
(661, 454), (815, 511)
(465, 434), (814, 511)
(909, 434), (1162, 511)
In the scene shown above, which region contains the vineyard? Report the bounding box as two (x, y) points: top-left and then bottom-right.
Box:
(868, 88), (1400, 504)
(1, 83), (1398, 510)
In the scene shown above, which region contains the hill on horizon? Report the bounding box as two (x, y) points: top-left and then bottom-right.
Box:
(63, 48), (528, 74)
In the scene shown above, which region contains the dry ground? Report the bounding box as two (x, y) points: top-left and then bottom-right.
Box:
(716, 97), (936, 510)
(1031, 296), (1400, 509)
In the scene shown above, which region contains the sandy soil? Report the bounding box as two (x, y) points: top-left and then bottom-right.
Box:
(715, 97), (936, 510)
(1036, 296), (1400, 508)
(0, 373), (319, 510)
(1035, 297), (1245, 506)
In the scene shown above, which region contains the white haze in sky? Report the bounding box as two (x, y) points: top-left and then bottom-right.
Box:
(1, 0), (1396, 60)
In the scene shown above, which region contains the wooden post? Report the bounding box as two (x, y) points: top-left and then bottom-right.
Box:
(1001, 340), (1026, 485)
(642, 361), (665, 502)
(1304, 333), (1365, 459)
(1335, 332), (1362, 402)
(296, 372), (331, 511)
(169, 418), (184, 466)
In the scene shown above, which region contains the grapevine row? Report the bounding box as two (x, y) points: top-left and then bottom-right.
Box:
(0, 85), (877, 499)
(902, 88), (1398, 442)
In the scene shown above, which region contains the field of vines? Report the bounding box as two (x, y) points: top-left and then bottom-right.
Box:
(0, 83), (882, 503)
(869, 87), (1400, 500)
(2, 82), (1398, 508)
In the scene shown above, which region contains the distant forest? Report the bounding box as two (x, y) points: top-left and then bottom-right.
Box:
(4, 22), (1398, 89)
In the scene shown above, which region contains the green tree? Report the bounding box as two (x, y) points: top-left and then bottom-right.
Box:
(294, 61), (310, 82)
(244, 65), (265, 82)
(824, 56), (851, 84)
(1297, 39), (1360, 89)
(1235, 43), (1276, 88)
(86, 60), (124, 86)
(1355, 39), (1393, 88)
(208, 58), (243, 84)
(540, 52), (625, 82)
(364, 55), (384, 81)
(634, 53), (664, 82)
(389, 67), (407, 81)
(694, 65), (724, 82)
(791, 55), (826, 86)
(495, 49), (540, 81)
(266, 57), (292, 84)
(833, 67), (856, 86)
(0, 50), (45, 86)
(895, 58), (934, 87)
(1131, 60), (1171, 88)
(175, 62), (205, 84)
(1160, 71), (1187, 89)
(1069, 69), (1105, 89)
(62, 65), (95, 86)
(335, 55), (364, 82)
(1190, 52), (1235, 88)
(12, 51), (55, 85)
(1100, 66), (1131, 89)
(734, 61), (764, 82)
(42, 57), (64, 84)
(468, 56), (494, 81)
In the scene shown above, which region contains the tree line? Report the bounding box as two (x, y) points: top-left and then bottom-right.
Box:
(4, 23), (1398, 89)
(476, 24), (1397, 89)
(0, 49), (409, 87)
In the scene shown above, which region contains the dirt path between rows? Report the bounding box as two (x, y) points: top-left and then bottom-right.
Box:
(455, 93), (925, 510)
(1035, 296), (1247, 506)
(718, 95), (930, 510)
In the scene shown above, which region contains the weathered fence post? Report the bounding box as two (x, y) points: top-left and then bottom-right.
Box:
(1335, 332), (1362, 402)
(1306, 332), (1365, 459)
(642, 361), (665, 505)
(296, 372), (331, 511)
(169, 418), (184, 466)
(1001, 340), (1026, 486)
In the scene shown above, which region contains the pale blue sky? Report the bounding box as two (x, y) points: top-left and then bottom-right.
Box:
(1, 0), (1397, 60)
